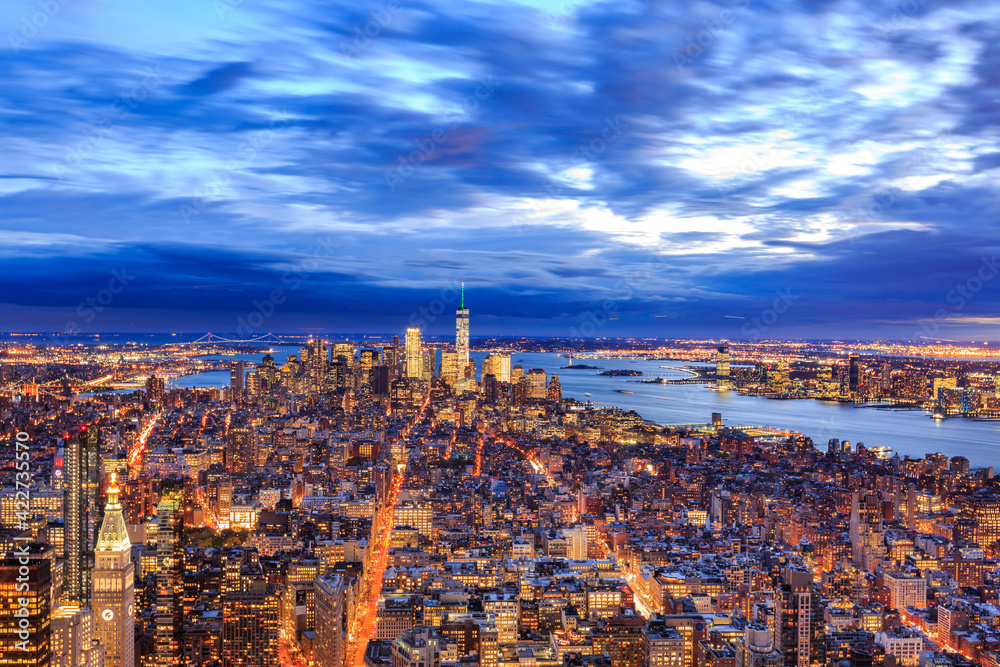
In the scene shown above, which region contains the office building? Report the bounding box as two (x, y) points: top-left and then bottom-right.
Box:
(154, 483), (183, 667)
(65, 424), (100, 604)
(716, 346), (730, 377)
(1, 550), (52, 667)
(230, 361), (247, 400)
(456, 284), (470, 369)
(91, 474), (135, 667)
(51, 604), (105, 667)
(775, 568), (822, 667)
(313, 575), (344, 667)
(221, 577), (279, 667)
(405, 327), (422, 379)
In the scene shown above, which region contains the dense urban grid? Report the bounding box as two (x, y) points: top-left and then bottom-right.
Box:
(3, 303), (1000, 667)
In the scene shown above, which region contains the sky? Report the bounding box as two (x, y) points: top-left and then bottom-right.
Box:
(1, 0), (999, 340)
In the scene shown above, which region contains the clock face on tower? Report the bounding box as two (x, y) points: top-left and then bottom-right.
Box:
(128, 603), (134, 617)
(102, 608), (114, 621)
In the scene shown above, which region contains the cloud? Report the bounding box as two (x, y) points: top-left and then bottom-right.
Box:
(0, 0), (997, 338)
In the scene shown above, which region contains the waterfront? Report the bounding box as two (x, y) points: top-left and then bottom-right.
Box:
(171, 350), (1000, 469)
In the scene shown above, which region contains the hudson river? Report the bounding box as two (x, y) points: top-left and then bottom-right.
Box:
(169, 349), (1000, 469)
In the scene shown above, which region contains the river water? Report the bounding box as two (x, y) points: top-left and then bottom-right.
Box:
(168, 349), (1000, 469)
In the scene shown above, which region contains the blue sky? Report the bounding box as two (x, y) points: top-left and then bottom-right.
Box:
(2, 0), (999, 339)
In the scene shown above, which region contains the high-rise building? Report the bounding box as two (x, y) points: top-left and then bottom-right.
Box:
(716, 346), (731, 377)
(154, 483), (183, 667)
(91, 474), (135, 667)
(227, 425), (257, 474)
(547, 375), (563, 402)
(333, 342), (354, 370)
(964, 491), (1000, 548)
(456, 283), (470, 369)
(774, 568), (822, 667)
(441, 351), (460, 385)
(230, 361), (247, 401)
(359, 348), (378, 373)
(313, 575), (344, 667)
(848, 354), (861, 394)
(221, 577), (279, 667)
(405, 327), (422, 379)
(51, 604), (105, 667)
(304, 339), (328, 393)
(525, 369), (547, 400)
(65, 424), (100, 604)
(145, 375), (165, 404)
(884, 572), (927, 611)
(1, 549), (52, 667)
(643, 625), (685, 667)
(850, 492), (886, 569)
(735, 624), (782, 667)
(482, 353), (511, 383)
(423, 348), (437, 381)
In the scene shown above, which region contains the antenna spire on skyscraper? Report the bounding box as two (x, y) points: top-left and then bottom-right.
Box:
(461, 281), (465, 309)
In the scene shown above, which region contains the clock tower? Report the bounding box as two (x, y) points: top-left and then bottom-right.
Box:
(91, 473), (135, 667)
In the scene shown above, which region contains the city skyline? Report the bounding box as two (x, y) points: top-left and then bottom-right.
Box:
(2, 0), (999, 338)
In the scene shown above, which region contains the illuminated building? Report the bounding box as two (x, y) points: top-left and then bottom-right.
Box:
(51, 604), (105, 667)
(716, 347), (730, 377)
(526, 369), (547, 400)
(65, 425), (100, 604)
(393, 502), (433, 538)
(1, 488), (62, 529)
(874, 630), (922, 666)
(359, 348), (378, 372)
(848, 354), (861, 394)
(333, 342), (354, 370)
(0, 549), (52, 667)
(91, 474), (135, 667)
(441, 351), (460, 385)
(145, 375), (165, 404)
(221, 577), (279, 667)
(230, 361), (246, 401)
(735, 624), (782, 667)
(774, 568), (822, 667)
(482, 353), (511, 383)
(884, 572), (926, 611)
(964, 491), (1000, 548)
(227, 425), (257, 474)
(154, 483), (183, 667)
(547, 375), (563, 402)
(306, 339), (329, 392)
(850, 492), (886, 570)
(405, 327), (422, 379)
(456, 283), (470, 370)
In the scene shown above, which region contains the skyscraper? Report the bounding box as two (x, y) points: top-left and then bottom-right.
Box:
(51, 604), (105, 667)
(482, 353), (511, 383)
(145, 374), (165, 404)
(230, 361), (247, 401)
(405, 327), (422, 379)
(154, 483), (183, 667)
(850, 491), (886, 569)
(221, 577), (279, 667)
(775, 567), (822, 667)
(716, 346), (730, 377)
(305, 339), (329, 393)
(1, 548), (52, 666)
(313, 575), (345, 667)
(91, 473), (135, 667)
(456, 283), (470, 370)
(65, 424), (100, 604)
(848, 354), (861, 394)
